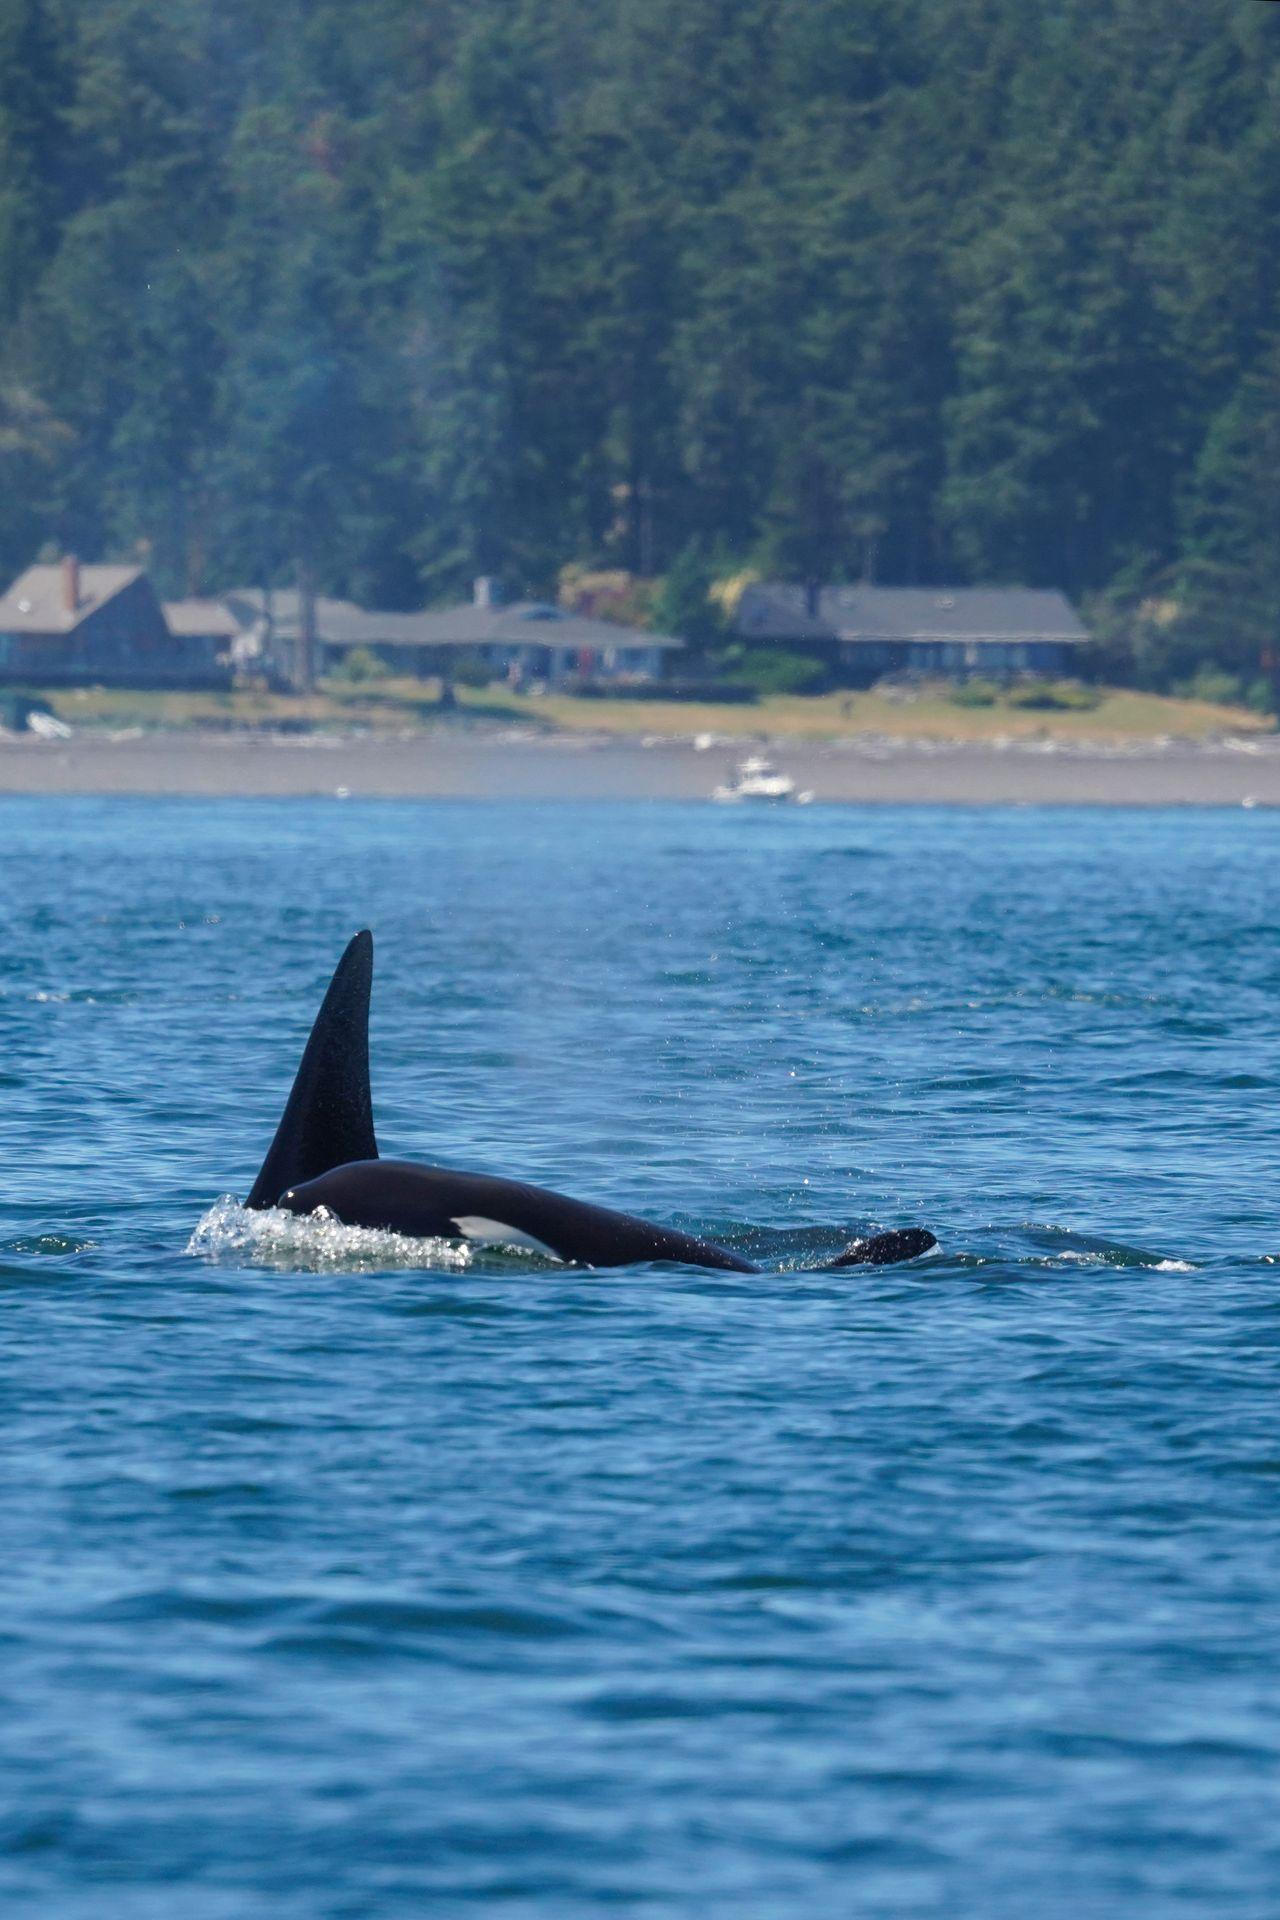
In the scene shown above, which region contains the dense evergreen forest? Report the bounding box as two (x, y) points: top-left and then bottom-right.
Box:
(1, 0), (1278, 685)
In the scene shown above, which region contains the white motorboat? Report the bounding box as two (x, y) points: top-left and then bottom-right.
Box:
(711, 754), (814, 805)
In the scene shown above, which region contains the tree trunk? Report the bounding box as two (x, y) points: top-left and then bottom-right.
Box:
(296, 560), (316, 693)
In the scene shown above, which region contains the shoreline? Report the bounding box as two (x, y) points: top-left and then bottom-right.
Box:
(2, 727), (1280, 805)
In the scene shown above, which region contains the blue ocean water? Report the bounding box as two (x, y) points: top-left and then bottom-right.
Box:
(2, 796), (1280, 1918)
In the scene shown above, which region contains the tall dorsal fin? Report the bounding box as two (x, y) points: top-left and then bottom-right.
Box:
(245, 931), (379, 1209)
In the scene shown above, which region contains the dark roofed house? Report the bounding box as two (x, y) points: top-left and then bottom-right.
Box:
(0, 557), (231, 688)
(222, 589), (474, 683)
(229, 580), (684, 687)
(735, 583), (1089, 684)
(222, 589), (378, 684)
(162, 599), (244, 677)
(162, 597), (243, 646)
(401, 590), (684, 687)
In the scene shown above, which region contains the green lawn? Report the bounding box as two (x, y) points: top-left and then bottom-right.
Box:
(509, 684), (1271, 741)
(33, 678), (1271, 742)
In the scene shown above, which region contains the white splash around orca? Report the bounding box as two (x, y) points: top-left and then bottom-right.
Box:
(230, 932), (937, 1273)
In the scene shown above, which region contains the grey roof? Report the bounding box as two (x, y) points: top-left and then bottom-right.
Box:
(736, 584), (1088, 644)
(0, 563), (142, 633)
(163, 598), (242, 639)
(224, 591), (684, 652)
(403, 600), (684, 652)
(222, 589), (371, 641)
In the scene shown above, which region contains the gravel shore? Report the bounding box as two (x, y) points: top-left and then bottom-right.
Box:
(2, 726), (1280, 805)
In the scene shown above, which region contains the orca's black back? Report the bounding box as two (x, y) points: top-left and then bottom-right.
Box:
(245, 931), (379, 1208)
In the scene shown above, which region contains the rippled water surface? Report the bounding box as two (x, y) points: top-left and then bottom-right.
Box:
(3, 797), (1280, 1918)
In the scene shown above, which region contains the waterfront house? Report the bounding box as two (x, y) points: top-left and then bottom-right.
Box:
(225, 580), (684, 687)
(0, 558), (231, 688)
(221, 589), (464, 684)
(734, 583), (1089, 684)
(162, 598), (244, 675)
(390, 588), (684, 687)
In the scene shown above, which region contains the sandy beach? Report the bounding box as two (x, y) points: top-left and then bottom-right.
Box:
(1, 726), (1280, 805)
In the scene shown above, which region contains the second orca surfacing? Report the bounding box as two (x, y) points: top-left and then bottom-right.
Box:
(243, 932), (936, 1273)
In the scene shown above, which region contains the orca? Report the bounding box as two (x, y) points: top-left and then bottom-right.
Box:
(244, 932), (937, 1273)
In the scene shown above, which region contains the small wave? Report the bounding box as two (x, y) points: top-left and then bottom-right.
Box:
(1047, 1249), (1193, 1271)
(186, 1195), (476, 1273)
(993, 1226), (1197, 1272)
(0, 1233), (97, 1258)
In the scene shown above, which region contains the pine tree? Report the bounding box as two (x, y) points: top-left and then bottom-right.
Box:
(1180, 338), (1280, 691)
